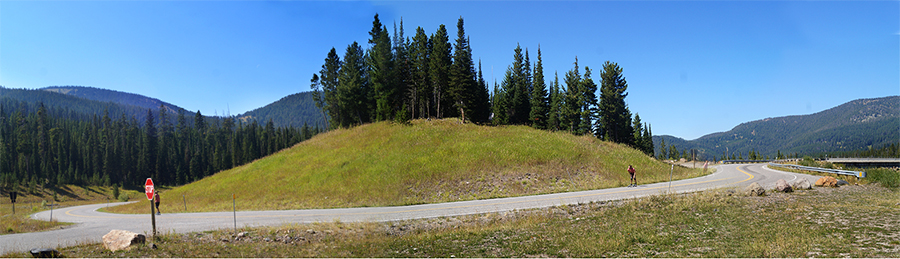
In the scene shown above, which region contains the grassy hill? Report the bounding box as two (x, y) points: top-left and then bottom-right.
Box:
(108, 119), (705, 213)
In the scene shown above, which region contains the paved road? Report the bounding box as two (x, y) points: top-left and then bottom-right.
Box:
(1, 164), (821, 254)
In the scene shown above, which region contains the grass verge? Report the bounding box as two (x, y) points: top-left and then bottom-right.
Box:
(32, 184), (899, 258)
(106, 119), (707, 214)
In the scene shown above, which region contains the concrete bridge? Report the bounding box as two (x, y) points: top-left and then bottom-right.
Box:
(826, 158), (900, 168)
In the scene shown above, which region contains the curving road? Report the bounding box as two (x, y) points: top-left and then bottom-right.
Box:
(1, 164), (821, 254)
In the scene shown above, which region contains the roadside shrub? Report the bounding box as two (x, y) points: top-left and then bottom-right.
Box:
(866, 168), (900, 188)
(118, 193), (130, 202)
(112, 185), (120, 201)
(799, 156), (816, 167)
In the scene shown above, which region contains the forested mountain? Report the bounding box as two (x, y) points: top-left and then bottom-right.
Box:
(42, 86), (185, 115)
(1, 86), (321, 191)
(236, 91), (326, 129)
(2, 86), (157, 123)
(655, 96), (900, 160)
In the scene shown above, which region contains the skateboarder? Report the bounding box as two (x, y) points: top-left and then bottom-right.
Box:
(628, 165), (637, 187)
(154, 191), (161, 215)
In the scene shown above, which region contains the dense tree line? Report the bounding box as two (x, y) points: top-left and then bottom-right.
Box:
(311, 15), (493, 128)
(830, 143), (899, 159)
(0, 101), (319, 192)
(312, 14), (655, 155)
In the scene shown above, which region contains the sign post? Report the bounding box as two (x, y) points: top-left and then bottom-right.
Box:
(668, 164), (674, 193)
(145, 178), (156, 238)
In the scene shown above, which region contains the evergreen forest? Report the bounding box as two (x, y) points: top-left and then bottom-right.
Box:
(0, 98), (320, 192)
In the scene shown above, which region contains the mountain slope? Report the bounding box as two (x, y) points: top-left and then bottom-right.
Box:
(41, 86), (185, 114)
(236, 91), (326, 128)
(1, 86), (158, 122)
(657, 96), (900, 159)
(107, 119), (706, 213)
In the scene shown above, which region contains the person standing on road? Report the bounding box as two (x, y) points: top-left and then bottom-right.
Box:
(628, 165), (637, 187)
(154, 191), (161, 215)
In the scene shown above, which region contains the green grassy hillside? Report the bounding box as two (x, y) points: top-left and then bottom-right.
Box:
(108, 119), (705, 213)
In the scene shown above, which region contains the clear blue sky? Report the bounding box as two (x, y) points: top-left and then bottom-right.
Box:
(2, 1), (897, 140)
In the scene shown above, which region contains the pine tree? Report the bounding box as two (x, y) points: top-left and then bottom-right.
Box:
(430, 24), (452, 119)
(140, 109), (158, 181)
(409, 27), (431, 119)
(642, 123), (654, 155)
(393, 18), (412, 121)
(547, 72), (561, 131)
(579, 67), (598, 135)
(632, 113), (644, 150)
(449, 17), (477, 122)
(562, 57), (581, 134)
(492, 80), (509, 125)
(470, 60), (492, 123)
(367, 14), (395, 122)
(317, 48), (342, 129)
(529, 46), (549, 129)
(669, 145), (678, 160)
(338, 42), (370, 127)
(658, 138), (667, 160)
(596, 61), (631, 144)
(508, 44), (530, 125)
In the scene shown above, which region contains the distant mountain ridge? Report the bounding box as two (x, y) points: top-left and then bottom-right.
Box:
(42, 86), (184, 114)
(236, 91), (326, 129)
(656, 96), (900, 160)
(4, 85), (324, 130)
(1, 86), (158, 123)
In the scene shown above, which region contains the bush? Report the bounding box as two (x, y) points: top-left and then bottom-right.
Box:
(799, 156), (817, 167)
(118, 193), (130, 202)
(866, 168), (900, 188)
(112, 185), (120, 201)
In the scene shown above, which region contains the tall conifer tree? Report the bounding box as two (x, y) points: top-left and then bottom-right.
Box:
(338, 42), (370, 127)
(449, 17), (476, 122)
(578, 67), (598, 135)
(548, 72), (561, 131)
(410, 27), (431, 119)
(430, 25), (452, 119)
(596, 61), (631, 144)
(471, 60), (491, 123)
(393, 19), (411, 120)
(367, 14), (395, 121)
(316, 48), (342, 129)
(562, 57), (581, 134)
(529, 46), (549, 129)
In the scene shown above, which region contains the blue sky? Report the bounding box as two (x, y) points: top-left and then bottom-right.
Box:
(1, 1), (897, 140)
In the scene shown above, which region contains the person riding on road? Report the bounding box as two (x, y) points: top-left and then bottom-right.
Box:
(628, 165), (637, 187)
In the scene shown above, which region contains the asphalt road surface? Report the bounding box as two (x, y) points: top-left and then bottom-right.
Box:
(1, 163), (822, 254)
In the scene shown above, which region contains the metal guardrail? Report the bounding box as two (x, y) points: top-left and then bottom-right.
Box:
(722, 160), (772, 164)
(768, 163), (866, 178)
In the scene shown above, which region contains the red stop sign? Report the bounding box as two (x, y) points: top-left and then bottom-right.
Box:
(145, 178), (154, 200)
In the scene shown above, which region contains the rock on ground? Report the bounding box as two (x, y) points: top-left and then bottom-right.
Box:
(29, 248), (60, 258)
(102, 229), (146, 252)
(791, 178), (812, 190)
(745, 182), (765, 196)
(815, 176), (838, 187)
(775, 179), (793, 193)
